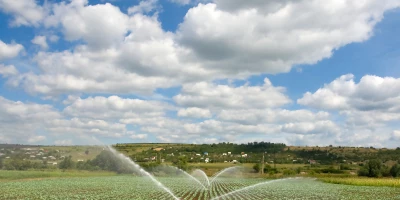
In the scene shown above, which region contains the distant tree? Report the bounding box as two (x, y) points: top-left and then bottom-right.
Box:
(390, 164), (400, 177)
(85, 149), (89, 155)
(59, 156), (75, 170)
(173, 156), (188, 170)
(0, 158), (3, 169)
(91, 150), (133, 173)
(253, 163), (260, 173)
(358, 159), (383, 177)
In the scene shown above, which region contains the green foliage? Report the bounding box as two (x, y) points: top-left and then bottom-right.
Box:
(390, 164), (400, 177)
(339, 164), (352, 170)
(283, 169), (296, 176)
(172, 156), (188, 170)
(358, 159), (391, 177)
(0, 158), (3, 169)
(59, 156), (75, 170)
(253, 163), (260, 172)
(4, 159), (34, 170)
(91, 150), (133, 174)
(76, 160), (94, 171)
(317, 166), (344, 174)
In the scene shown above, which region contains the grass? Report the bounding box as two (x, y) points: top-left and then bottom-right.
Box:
(0, 170), (116, 181)
(320, 177), (400, 188)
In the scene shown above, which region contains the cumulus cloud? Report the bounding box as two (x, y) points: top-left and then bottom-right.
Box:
(174, 78), (291, 110)
(217, 109), (330, 125)
(64, 95), (171, 119)
(128, 0), (160, 15)
(130, 134), (148, 139)
(298, 74), (400, 126)
(177, 1), (400, 76)
(0, 0), (45, 26)
(0, 40), (24, 60)
(54, 139), (73, 145)
(298, 74), (400, 112)
(392, 130), (400, 140)
(177, 107), (212, 118)
(0, 96), (60, 144)
(27, 135), (46, 143)
(3, 0), (398, 98)
(45, 0), (129, 49)
(31, 35), (48, 50)
(0, 64), (18, 76)
(1, 0), (400, 147)
(298, 74), (400, 146)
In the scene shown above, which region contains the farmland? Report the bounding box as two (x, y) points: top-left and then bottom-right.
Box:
(1, 176), (400, 199)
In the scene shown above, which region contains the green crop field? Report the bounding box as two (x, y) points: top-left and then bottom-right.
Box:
(1, 176), (400, 200)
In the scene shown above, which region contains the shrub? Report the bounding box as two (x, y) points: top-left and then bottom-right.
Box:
(283, 169), (296, 176)
(358, 159), (388, 177)
(390, 164), (400, 177)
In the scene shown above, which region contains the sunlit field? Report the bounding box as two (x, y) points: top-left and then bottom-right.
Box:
(2, 176), (400, 200)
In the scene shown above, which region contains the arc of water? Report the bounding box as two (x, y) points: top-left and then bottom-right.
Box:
(211, 177), (298, 200)
(209, 166), (241, 185)
(194, 169), (210, 187)
(170, 167), (208, 190)
(107, 146), (180, 200)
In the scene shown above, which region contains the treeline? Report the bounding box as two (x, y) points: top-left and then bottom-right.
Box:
(0, 151), (141, 174)
(358, 159), (400, 178)
(167, 142), (286, 154)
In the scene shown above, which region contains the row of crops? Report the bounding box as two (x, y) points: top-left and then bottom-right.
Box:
(1, 176), (400, 199)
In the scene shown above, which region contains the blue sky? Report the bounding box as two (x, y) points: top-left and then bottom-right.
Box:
(0, 0), (400, 147)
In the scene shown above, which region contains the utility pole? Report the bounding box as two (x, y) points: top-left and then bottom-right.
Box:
(261, 151), (265, 175)
(273, 149), (277, 169)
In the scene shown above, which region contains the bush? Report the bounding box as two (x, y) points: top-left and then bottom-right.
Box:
(253, 163), (260, 173)
(59, 156), (75, 170)
(339, 164), (352, 170)
(320, 166), (344, 174)
(358, 159), (387, 177)
(390, 164), (400, 177)
(283, 169), (296, 176)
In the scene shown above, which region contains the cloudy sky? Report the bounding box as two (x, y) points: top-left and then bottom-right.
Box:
(0, 0), (400, 147)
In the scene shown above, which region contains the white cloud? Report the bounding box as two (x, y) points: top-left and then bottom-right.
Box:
(169, 0), (192, 5)
(0, 40), (24, 60)
(47, 118), (127, 138)
(298, 74), (400, 111)
(298, 74), (400, 125)
(0, 0), (45, 26)
(0, 64), (18, 76)
(217, 109), (330, 125)
(27, 135), (46, 143)
(46, 0), (129, 49)
(54, 139), (73, 145)
(128, 0), (160, 15)
(177, 1), (400, 76)
(130, 134), (148, 139)
(174, 78), (291, 110)
(0, 96), (60, 144)
(31, 35), (48, 50)
(281, 121), (339, 135)
(49, 35), (59, 43)
(177, 107), (212, 118)
(392, 130), (400, 140)
(64, 96), (171, 119)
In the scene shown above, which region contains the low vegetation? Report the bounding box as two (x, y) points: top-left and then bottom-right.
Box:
(320, 177), (400, 188)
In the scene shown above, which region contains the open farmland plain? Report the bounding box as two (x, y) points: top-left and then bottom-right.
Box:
(1, 176), (400, 200)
